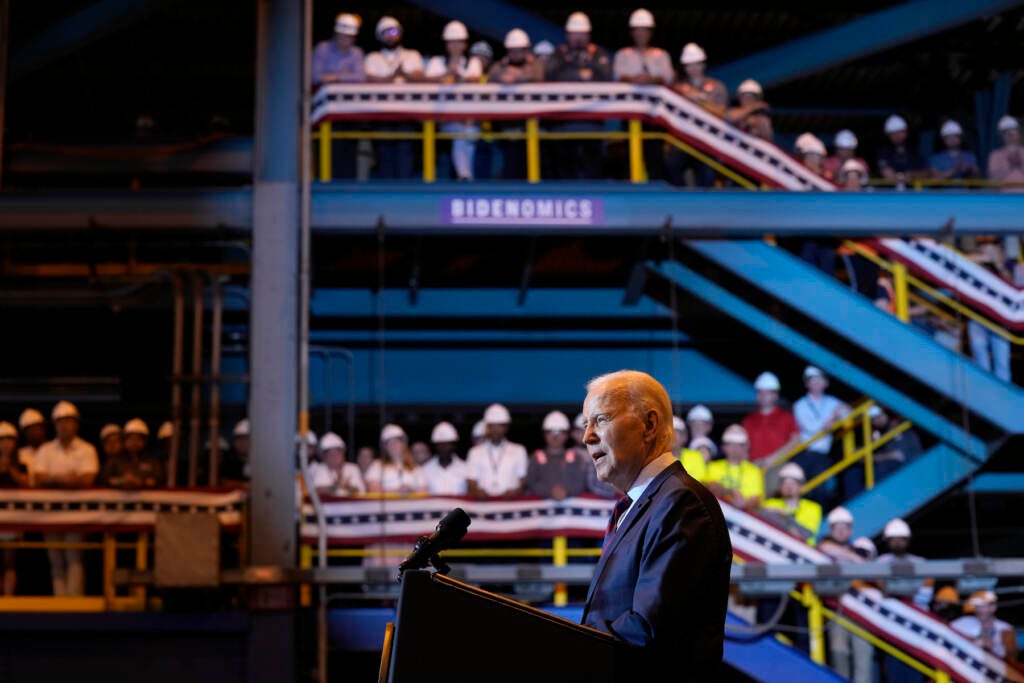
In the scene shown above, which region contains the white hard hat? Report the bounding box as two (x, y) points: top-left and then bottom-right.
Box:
(233, 418), (250, 437)
(803, 365), (825, 381)
(375, 15), (401, 40)
(884, 115), (907, 134)
(795, 132), (826, 156)
(565, 11), (592, 33)
(99, 423), (121, 441)
(997, 115), (1020, 132)
(840, 158), (869, 178)
(686, 404), (713, 424)
(967, 590), (997, 607)
(777, 462), (805, 482)
(680, 42), (707, 65)
(827, 506), (854, 525)
(442, 20), (469, 42)
(868, 404), (884, 419)
(504, 28), (531, 49)
(380, 423), (407, 443)
(689, 436), (717, 457)
(542, 410), (571, 432)
(483, 403), (511, 425)
(319, 431), (346, 453)
(834, 129), (858, 149)
(736, 79), (763, 97)
(157, 421), (174, 440)
(883, 517), (911, 539)
(852, 536), (877, 559)
(18, 408), (44, 429)
(123, 418), (149, 436)
(533, 39), (555, 57)
(334, 12), (361, 36)
(431, 421), (459, 443)
(629, 8), (655, 28)
(469, 41), (493, 59)
(672, 415), (686, 433)
(0, 421), (17, 439)
(51, 400), (79, 421)
(297, 430), (318, 448)
(573, 413), (586, 430)
(753, 371), (781, 391)
(940, 120), (963, 137)
(471, 419), (486, 439)
(721, 424), (749, 445)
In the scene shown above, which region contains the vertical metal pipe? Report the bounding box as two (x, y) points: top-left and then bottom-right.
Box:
(188, 270), (204, 487)
(208, 271), (223, 486)
(168, 271), (185, 487)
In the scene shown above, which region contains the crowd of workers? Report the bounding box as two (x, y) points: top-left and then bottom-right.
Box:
(311, 8), (1024, 191)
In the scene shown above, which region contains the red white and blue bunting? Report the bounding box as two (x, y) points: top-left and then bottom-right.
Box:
(874, 237), (1024, 330)
(310, 82), (835, 192)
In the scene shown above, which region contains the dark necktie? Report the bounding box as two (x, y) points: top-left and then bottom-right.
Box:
(603, 495), (632, 549)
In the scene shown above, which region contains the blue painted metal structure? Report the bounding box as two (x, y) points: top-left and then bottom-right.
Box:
(713, 0), (1024, 90)
(687, 240), (1024, 434)
(845, 444), (983, 537)
(4, 185), (1024, 235)
(651, 260), (989, 460)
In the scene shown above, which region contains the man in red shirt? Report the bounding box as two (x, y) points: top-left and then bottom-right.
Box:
(741, 372), (801, 472)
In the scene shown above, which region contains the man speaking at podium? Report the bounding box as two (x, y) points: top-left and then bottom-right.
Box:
(579, 370), (732, 681)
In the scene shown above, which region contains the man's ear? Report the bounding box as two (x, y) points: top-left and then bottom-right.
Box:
(643, 410), (660, 442)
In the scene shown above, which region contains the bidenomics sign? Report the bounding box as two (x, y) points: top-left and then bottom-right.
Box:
(441, 196), (604, 227)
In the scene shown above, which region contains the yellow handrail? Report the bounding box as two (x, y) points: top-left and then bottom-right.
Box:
(842, 240), (1024, 346)
(311, 120), (763, 188)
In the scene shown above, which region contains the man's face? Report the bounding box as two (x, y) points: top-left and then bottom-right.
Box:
(446, 39), (467, 57)
(380, 27), (401, 48)
(688, 418), (711, 438)
(566, 31), (589, 49)
(335, 33), (355, 49)
(55, 418), (78, 440)
(837, 147), (854, 160)
(756, 389), (778, 409)
(684, 61), (705, 80)
(779, 477), (801, 498)
(486, 422), (508, 442)
(942, 134), (961, 150)
(886, 536), (909, 555)
(507, 47), (529, 64)
(125, 433), (146, 454)
(805, 376), (827, 394)
(234, 434), (250, 456)
(582, 383), (650, 492)
(722, 441), (748, 462)
(830, 521), (853, 543)
(324, 447), (345, 468)
(543, 429), (568, 449)
(434, 441), (456, 458)
(630, 27), (652, 47)
(411, 441), (432, 465)
(25, 423), (47, 446)
(888, 130), (907, 145)
(870, 413), (888, 430)
(1002, 128), (1021, 146)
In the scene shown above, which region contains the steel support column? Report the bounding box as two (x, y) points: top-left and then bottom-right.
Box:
(249, 0), (301, 680)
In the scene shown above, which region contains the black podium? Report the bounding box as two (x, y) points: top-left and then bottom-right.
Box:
(381, 570), (620, 683)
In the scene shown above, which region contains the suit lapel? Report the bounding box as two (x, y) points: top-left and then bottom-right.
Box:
(583, 461), (683, 612)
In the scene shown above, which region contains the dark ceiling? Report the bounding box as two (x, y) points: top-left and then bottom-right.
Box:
(6, 0), (1024, 152)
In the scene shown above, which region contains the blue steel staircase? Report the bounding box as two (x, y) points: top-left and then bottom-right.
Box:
(646, 239), (1021, 537)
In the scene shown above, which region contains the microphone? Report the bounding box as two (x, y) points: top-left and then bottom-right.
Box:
(397, 507), (472, 579)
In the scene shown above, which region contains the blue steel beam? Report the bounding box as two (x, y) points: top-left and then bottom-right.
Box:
(403, 0), (563, 47)
(219, 346), (757, 409)
(653, 260), (989, 460)
(714, 0), (1024, 90)
(4, 185), (1024, 235)
(10, 0), (170, 78)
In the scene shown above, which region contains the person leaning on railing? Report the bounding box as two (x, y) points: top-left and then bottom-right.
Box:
(311, 12), (366, 180)
(0, 421), (24, 596)
(486, 29), (543, 180)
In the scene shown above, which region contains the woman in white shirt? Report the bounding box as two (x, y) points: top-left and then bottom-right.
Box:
(364, 423), (427, 495)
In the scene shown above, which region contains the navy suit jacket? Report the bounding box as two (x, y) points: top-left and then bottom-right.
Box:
(582, 460), (732, 681)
